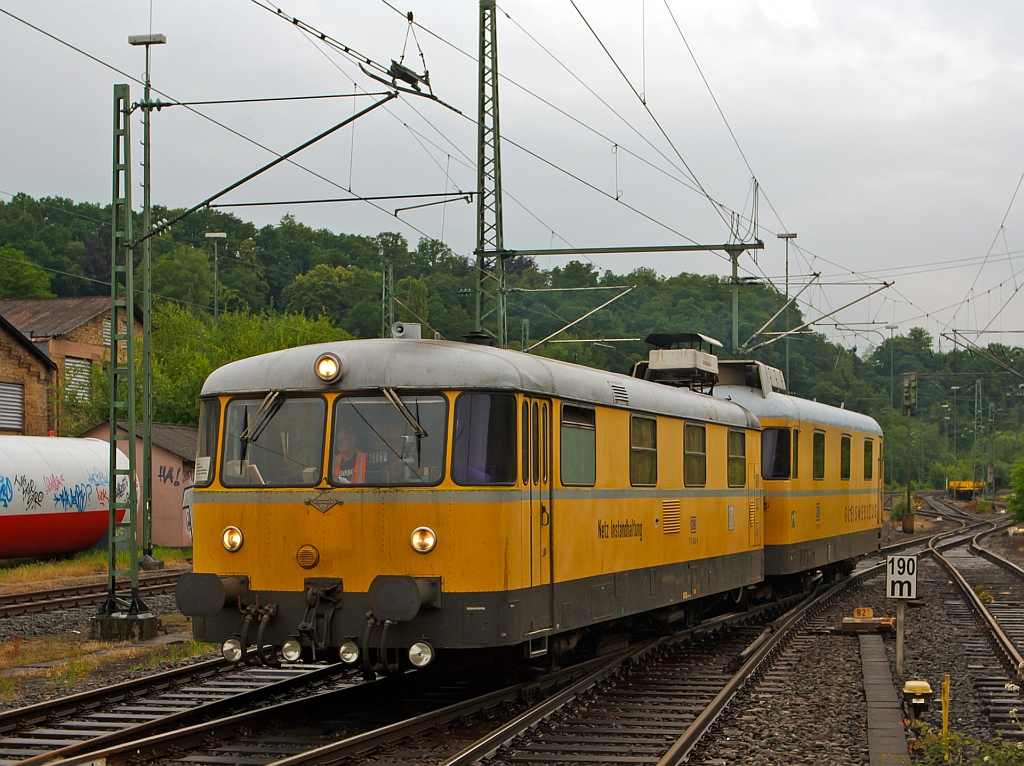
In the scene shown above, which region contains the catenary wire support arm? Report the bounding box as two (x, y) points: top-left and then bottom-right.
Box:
(942, 332), (1024, 382)
(128, 93), (397, 249)
(526, 286), (636, 351)
(746, 282), (892, 352)
(738, 274), (820, 351)
(508, 242), (763, 258)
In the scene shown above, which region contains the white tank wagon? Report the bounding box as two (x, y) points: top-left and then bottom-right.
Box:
(0, 437), (131, 559)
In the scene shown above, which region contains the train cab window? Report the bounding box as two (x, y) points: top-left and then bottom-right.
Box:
(194, 398), (220, 487)
(813, 431), (825, 480)
(222, 396), (325, 487)
(330, 394), (447, 486)
(561, 404), (596, 486)
(761, 427), (791, 480)
(728, 430), (746, 487)
(452, 393), (517, 485)
(683, 422), (706, 487)
(864, 439), (874, 480)
(793, 429), (799, 479)
(630, 415), (658, 486)
(840, 435), (851, 480)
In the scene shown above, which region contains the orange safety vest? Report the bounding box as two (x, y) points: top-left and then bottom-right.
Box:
(334, 450), (366, 483)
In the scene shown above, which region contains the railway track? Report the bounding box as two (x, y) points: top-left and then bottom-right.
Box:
(0, 569), (187, 618)
(0, 656), (356, 765)
(927, 522), (1024, 740)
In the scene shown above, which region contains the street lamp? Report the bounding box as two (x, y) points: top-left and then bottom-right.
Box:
(205, 232), (227, 324)
(778, 233), (797, 388)
(129, 31), (166, 573)
(951, 386), (960, 465)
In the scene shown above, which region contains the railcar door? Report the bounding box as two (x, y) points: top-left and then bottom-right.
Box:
(747, 462), (762, 546)
(525, 397), (553, 632)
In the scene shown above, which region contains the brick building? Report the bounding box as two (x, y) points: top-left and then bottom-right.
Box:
(0, 314), (57, 434)
(79, 421), (197, 548)
(0, 297), (142, 404)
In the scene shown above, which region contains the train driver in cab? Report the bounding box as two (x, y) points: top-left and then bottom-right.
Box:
(333, 428), (367, 484)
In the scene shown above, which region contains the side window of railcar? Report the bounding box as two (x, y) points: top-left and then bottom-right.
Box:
(221, 396), (325, 487)
(812, 430), (825, 480)
(728, 430), (746, 487)
(630, 415), (657, 486)
(864, 439), (873, 480)
(330, 394), (447, 486)
(194, 398), (220, 487)
(793, 429), (799, 479)
(683, 422), (706, 487)
(521, 402), (529, 484)
(452, 393), (517, 485)
(761, 427), (790, 480)
(840, 435), (851, 480)
(561, 404), (596, 486)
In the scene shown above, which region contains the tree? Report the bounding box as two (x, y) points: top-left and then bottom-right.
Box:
(1008, 459), (1024, 522)
(0, 245), (53, 299)
(150, 244), (213, 310)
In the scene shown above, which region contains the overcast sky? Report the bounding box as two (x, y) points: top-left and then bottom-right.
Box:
(2, 1), (1024, 353)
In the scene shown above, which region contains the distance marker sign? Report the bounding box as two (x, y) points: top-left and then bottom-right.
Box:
(886, 554), (918, 599)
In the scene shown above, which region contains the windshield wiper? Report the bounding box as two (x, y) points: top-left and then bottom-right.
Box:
(382, 388), (427, 438)
(239, 390), (282, 457)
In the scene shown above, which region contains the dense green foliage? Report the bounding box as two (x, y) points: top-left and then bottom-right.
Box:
(4, 192), (1024, 491)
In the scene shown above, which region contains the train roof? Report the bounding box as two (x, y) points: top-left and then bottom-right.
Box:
(713, 383), (882, 436)
(201, 338), (759, 429)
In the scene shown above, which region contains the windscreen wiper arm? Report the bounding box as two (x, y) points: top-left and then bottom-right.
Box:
(382, 388), (427, 438)
(239, 390), (282, 456)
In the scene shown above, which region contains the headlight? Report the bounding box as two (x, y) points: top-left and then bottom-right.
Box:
(314, 352), (343, 382)
(222, 526), (243, 552)
(221, 637), (243, 662)
(408, 641), (434, 667)
(410, 526), (436, 553)
(281, 639), (302, 663)
(339, 641), (360, 664)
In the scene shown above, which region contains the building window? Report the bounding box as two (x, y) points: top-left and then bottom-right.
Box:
(864, 439), (874, 481)
(684, 422), (706, 487)
(761, 427), (790, 480)
(728, 430), (746, 487)
(561, 404), (596, 486)
(64, 357), (92, 401)
(840, 435), (851, 480)
(103, 318), (111, 346)
(0, 382), (24, 432)
(813, 431), (826, 480)
(630, 415), (657, 486)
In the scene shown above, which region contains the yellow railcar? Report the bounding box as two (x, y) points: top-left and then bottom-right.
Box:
(177, 338), (764, 668)
(713, 360), (884, 577)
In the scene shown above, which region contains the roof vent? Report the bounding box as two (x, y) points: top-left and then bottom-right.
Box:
(608, 382), (630, 406)
(632, 333), (722, 393)
(717, 360), (787, 398)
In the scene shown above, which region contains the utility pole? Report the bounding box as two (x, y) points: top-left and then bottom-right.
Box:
(129, 33), (165, 571)
(778, 233), (797, 384)
(475, 0), (507, 347)
(380, 256), (394, 337)
(885, 324), (898, 487)
(974, 379), (982, 496)
(902, 372), (917, 533)
(951, 385), (960, 466)
(205, 232), (226, 324)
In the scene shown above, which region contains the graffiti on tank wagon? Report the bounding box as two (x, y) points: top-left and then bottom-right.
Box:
(13, 475), (44, 510)
(96, 486), (108, 505)
(44, 474), (65, 494)
(87, 468), (107, 487)
(0, 476), (12, 509)
(53, 483), (94, 513)
(115, 476), (131, 502)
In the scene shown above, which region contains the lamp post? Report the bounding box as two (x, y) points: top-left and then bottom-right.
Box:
(778, 233), (797, 388)
(205, 232), (227, 324)
(951, 386), (960, 466)
(885, 324), (898, 486)
(129, 32), (166, 571)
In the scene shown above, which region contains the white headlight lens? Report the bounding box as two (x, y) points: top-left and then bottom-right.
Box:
(410, 526), (436, 553)
(408, 641), (434, 667)
(281, 639), (302, 662)
(222, 526), (243, 552)
(339, 641), (360, 664)
(221, 637), (243, 662)
(314, 353), (342, 382)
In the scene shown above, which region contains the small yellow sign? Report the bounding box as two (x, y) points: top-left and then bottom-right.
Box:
(854, 607), (874, 618)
